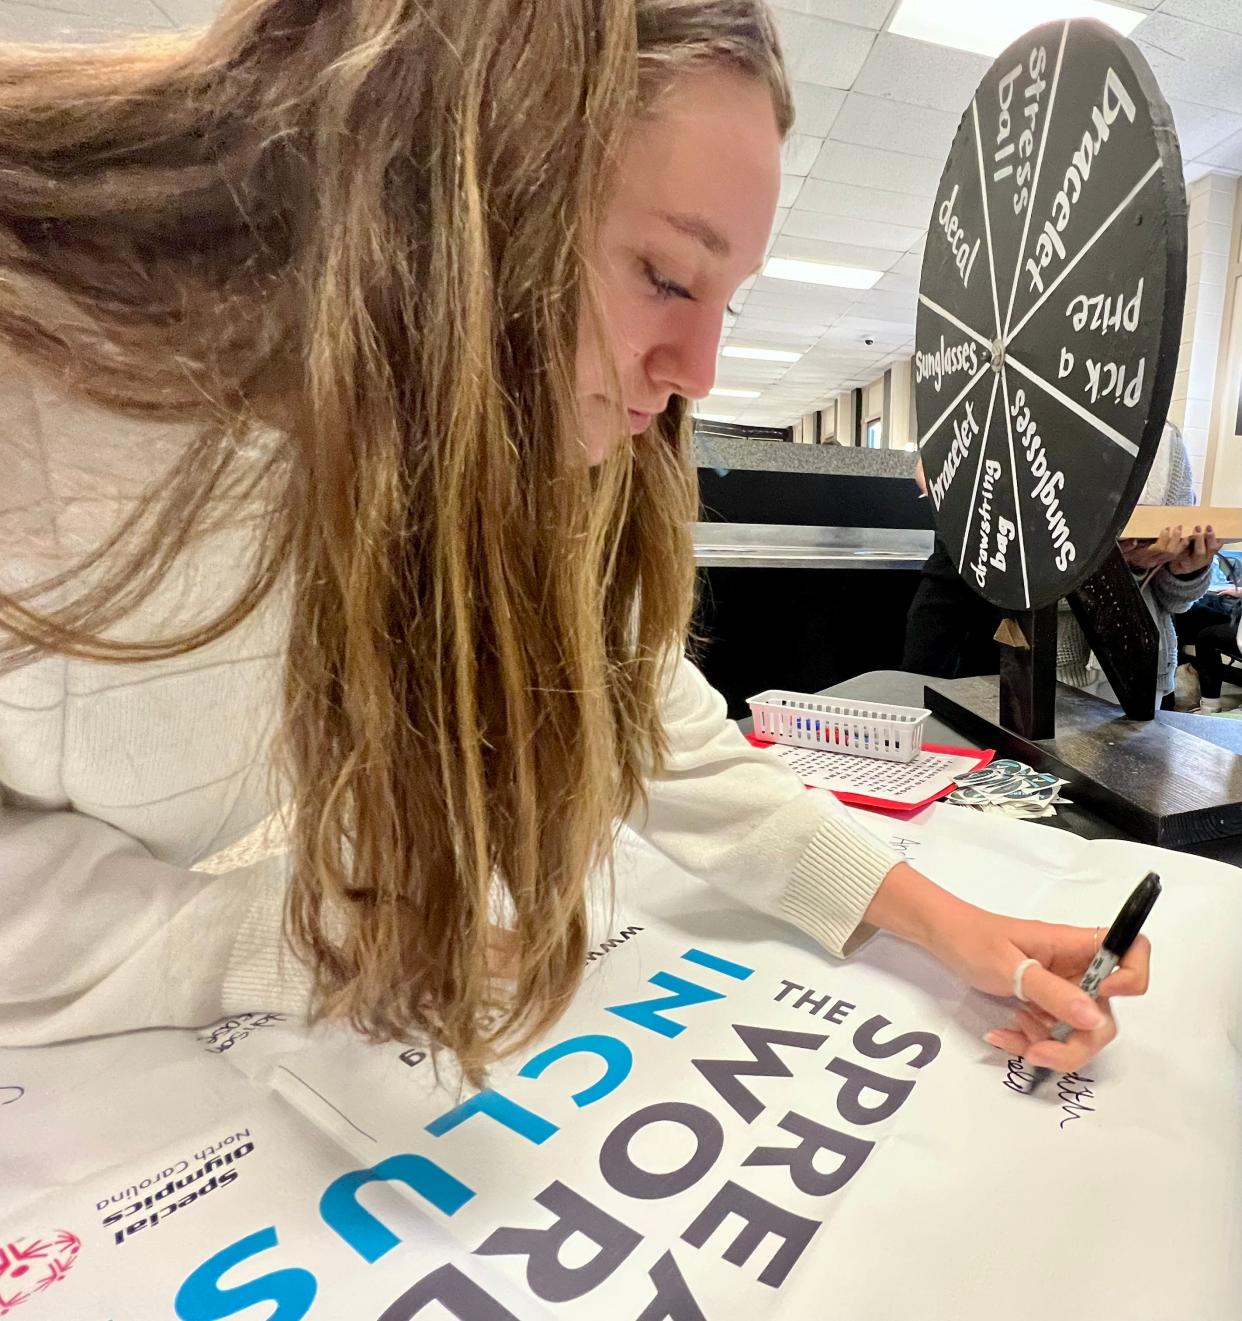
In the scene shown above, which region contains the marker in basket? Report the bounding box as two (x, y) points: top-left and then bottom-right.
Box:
(1025, 871), (1161, 1096)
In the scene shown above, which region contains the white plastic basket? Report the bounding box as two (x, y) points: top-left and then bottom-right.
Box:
(747, 689), (930, 764)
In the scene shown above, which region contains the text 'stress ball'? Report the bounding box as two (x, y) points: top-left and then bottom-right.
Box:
(915, 18), (1187, 612)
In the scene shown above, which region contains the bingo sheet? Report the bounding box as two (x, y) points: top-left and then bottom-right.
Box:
(3, 808), (1241, 1320)
(767, 743), (985, 806)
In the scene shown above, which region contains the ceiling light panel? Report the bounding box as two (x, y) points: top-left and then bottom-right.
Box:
(888, 0), (1146, 59)
(762, 257), (884, 290)
(721, 347), (804, 363)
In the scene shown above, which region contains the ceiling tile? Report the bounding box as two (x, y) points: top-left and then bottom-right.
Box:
(772, 11), (877, 89)
(724, 330), (819, 351)
(1135, 15), (1242, 114)
(831, 314), (911, 336)
(891, 251), (926, 279)
(1167, 98), (1242, 159)
(809, 139), (944, 196)
(1184, 159), (1221, 183)
(795, 177), (932, 228)
(876, 269), (919, 293)
(0, 0), (168, 37)
(851, 286), (919, 315)
(791, 81), (846, 136)
(3, 0), (166, 15)
(779, 174), (806, 208)
(1157, 0), (1242, 34)
(853, 33), (990, 115)
(743, 288), (855, 312)
(782, 132), (824, 176)
(1200, 126), (1242, 172)
(774, 0), (895, 26)
(830, 92), (959, 160)
(782, 208), (925, 251)
(730, 315), (830, 337)
(150, 0), (218, 22)
(744, 281), (857, 304)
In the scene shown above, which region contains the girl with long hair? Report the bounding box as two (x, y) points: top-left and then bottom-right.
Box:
(0, 0), (1147, 1082)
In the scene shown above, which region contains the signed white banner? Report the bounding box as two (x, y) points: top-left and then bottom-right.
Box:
(3, 804), (1240, 1320)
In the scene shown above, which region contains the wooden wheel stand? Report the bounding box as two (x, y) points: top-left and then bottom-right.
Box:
(925, 549), (1242, 848)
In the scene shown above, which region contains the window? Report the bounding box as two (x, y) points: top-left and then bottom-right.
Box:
(865, 419), (882, 448)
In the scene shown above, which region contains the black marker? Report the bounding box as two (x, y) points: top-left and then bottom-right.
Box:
(1027, 871), (1161, 1095)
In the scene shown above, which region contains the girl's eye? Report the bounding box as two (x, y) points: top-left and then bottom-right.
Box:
(643, 261), (691, 301)
(643, 261), (738, 315)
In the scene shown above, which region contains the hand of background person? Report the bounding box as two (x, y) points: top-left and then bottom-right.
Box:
(1119, 525), (1187, 569)
(1167, 524), (1222, 576)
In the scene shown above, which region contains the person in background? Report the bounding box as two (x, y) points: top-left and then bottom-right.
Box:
(1174, 553), (1242, 712)
(1057, 421), (1217, 708)
(900, 457), (1002, 679)
(0, 0), (1146, 1082)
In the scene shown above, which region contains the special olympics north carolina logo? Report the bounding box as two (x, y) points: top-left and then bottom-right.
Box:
(0, 1234), (81, 1315)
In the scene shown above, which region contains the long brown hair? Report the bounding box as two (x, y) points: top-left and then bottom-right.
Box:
(0, 0), (792, 1078)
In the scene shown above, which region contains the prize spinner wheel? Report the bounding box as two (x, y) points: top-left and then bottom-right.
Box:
(915, 18), (1187, 615)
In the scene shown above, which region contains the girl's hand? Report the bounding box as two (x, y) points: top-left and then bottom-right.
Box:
(931, 911), (1151, 1073)
(866, 864), (1151, 1074)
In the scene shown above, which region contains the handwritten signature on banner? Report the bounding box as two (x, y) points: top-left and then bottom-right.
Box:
(1003, 1057), (1098, 1129)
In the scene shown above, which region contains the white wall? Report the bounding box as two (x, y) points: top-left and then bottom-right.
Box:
(1169, 174), (1237, 494)
(1203, 178), (1242, 506)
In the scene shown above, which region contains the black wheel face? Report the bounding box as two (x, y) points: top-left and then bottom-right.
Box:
(915, 18), (1187, 611)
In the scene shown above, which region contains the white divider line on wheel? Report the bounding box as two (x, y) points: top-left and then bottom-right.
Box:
(918, 292), (993, 351)
(971, 97), (1003, 340)
(916, 357), (991, 449)
(1000, 367), (1032, 610)
(1006, 352), (1140, 458)
(955, 370), (1001, 577)
(1007, 158), (1162, 347)
(1003, 20), (1069, 340)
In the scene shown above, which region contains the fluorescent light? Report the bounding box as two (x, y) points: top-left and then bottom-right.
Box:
(707, 388), (762, 399)
(889, 0), (1145, 58)
(721, 346), (803, 363)
(763, 257), (882, 290)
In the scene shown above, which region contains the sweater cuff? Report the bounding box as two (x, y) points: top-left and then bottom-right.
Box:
(778, 814), (900, 958)
(222, 870), (315, 1019)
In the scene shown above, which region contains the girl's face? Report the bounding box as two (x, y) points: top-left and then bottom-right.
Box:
(576, 69), (782, 463)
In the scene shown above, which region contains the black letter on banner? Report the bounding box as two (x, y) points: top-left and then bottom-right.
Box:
(681, 1181), (819, 1288)
(851, 1015), (941, 1068)
(635, 1251), (708, 1321)
(379, 1263), (518, 1321)
(743, 1110), (873, 1195)
(476, 1181), (640, 1303)
(825, 1057), (915, 1125)
(600, 1102), (723, 1201)
(692, 1024), (828, 1123)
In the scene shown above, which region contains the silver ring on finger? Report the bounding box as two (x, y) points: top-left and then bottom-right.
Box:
(1012, 957), (1040, 1002)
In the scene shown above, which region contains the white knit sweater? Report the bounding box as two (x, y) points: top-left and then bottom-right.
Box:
(0, 358), (899, 1046)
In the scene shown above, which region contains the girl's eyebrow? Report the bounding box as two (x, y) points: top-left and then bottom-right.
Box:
(657, 209), (731, 259)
